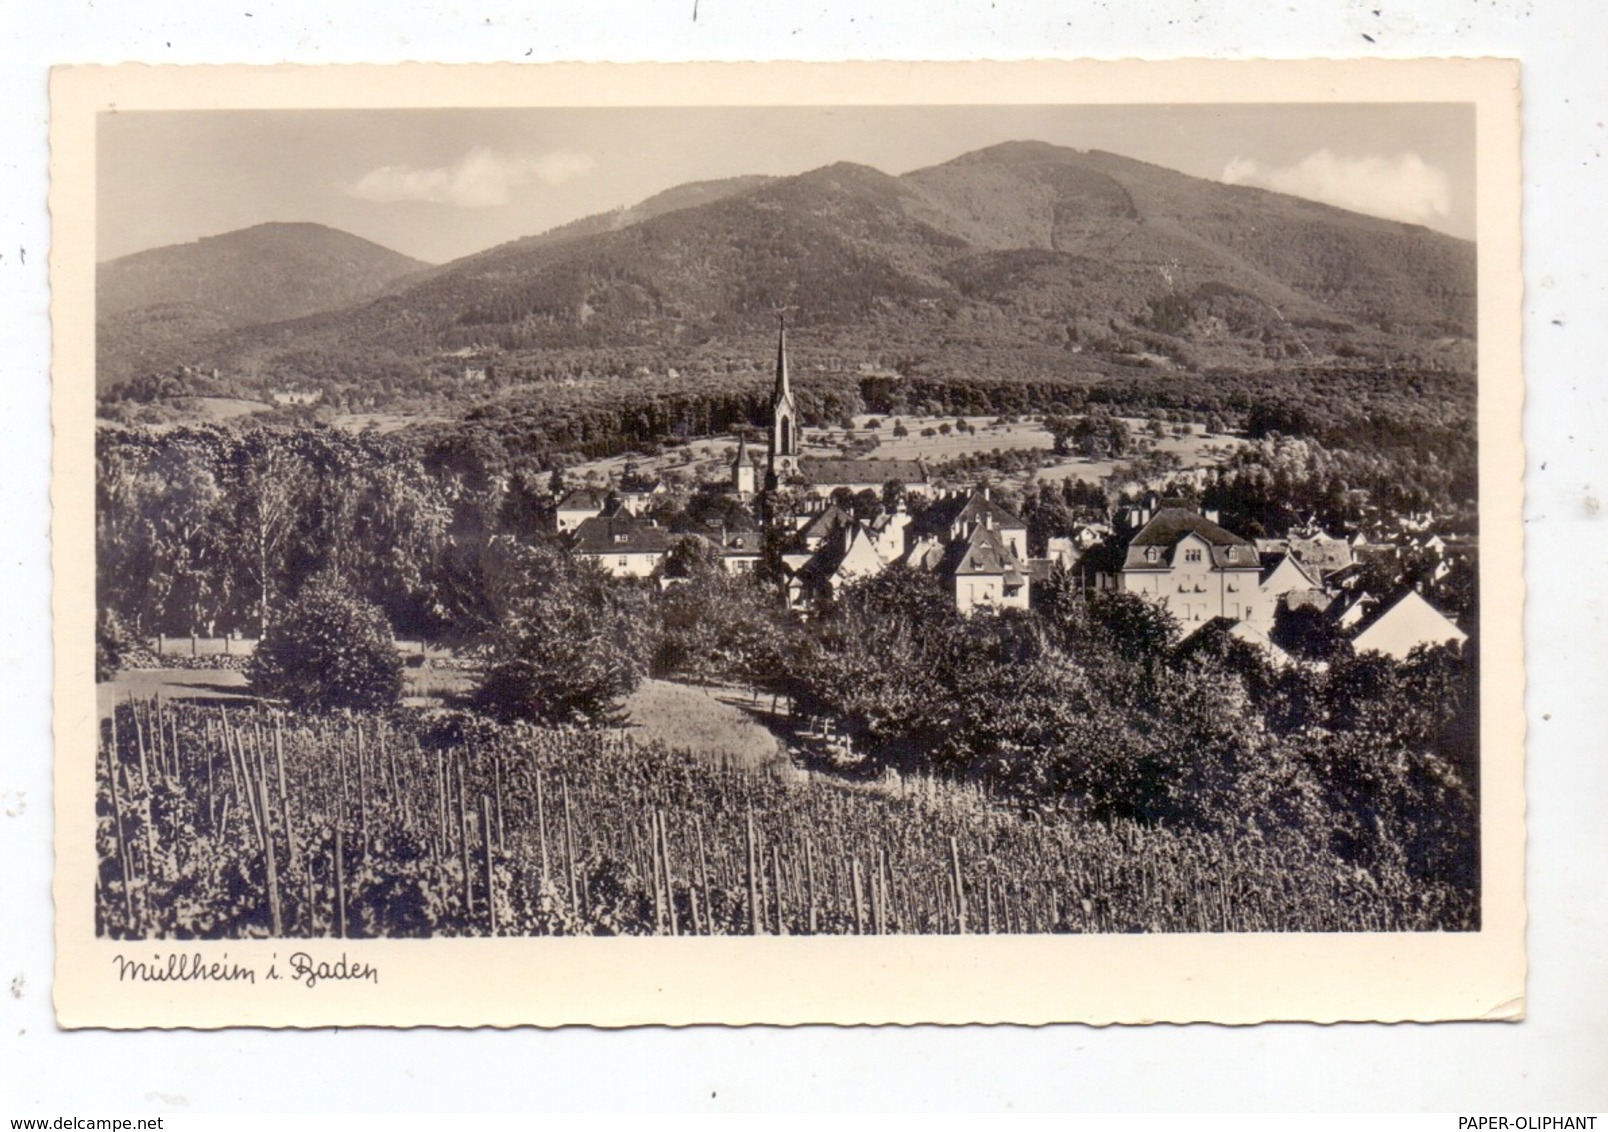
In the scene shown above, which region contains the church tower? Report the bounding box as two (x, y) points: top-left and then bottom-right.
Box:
(766, 318), (799, 490)
(730, 432), (756, 497)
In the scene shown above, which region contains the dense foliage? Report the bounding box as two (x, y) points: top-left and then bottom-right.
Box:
(782, 569), (1478, 896)
(246, 574), (404, 712)
(472, 540), (657, 727)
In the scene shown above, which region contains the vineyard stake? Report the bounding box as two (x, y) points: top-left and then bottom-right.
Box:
(659, 810), (678, 937)
(493, 756), (506, 853)
(357, 718), (369, 856)
(772, 844), (786, 936)
(434, 754), (447, 866)
(151, 696), (165, 779)
(337, 722), (348, 805)
(203, 716), (216, 832)
(648, 816), (665, 934)
(273, 716), (299, 877)
(258, 771), (283, 937)
(562, 778), (580, 917)
(694, 817), (714, 936)
(744, 810), (761, 935)
(129, 693), (149, 787)
(482, 795), (497, 936)
(334, 823), (347, 938)
(456, 757), (472, 918)
(223, 710), (258, 849)
(805, 835), (819, 935)
(534, 770), (550, 890)
(101, 728), (134, 929)
(850, 857), (866, 935)
(949, 837), (967, 934)
(304, 859), (317, 936)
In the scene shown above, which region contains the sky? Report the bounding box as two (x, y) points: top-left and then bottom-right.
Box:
(97, 103), (1475, 265)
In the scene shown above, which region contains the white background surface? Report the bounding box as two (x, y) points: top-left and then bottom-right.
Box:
(2, 0), (1605, 1112)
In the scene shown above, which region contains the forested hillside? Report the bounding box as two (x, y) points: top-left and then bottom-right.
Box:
(97, 142), (1476, 397)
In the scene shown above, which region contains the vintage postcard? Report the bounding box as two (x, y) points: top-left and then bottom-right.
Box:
(51, 59), (1524, 1027)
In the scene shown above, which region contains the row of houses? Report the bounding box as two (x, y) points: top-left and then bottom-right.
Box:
(556, 321), (1470, 662)
(1086, 502), (1469, 661)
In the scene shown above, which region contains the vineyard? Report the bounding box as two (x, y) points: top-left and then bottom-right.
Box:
(96, 697), (1475, 938)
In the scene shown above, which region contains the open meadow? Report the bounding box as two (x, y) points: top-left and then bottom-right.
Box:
(560, 413), (1246, 493)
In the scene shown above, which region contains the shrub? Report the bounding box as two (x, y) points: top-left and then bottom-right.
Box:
(95, 609), (138, 683)
(246, 574), (404, 711)
(473, 539), (654, 727)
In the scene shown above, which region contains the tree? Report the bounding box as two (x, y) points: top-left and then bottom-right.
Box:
(880, 478), (906, 515)
(473, 539), (654, 727)
(246, 573), (404, 711)
(787, 567), (961, 760)
(228, 432), (314, 638)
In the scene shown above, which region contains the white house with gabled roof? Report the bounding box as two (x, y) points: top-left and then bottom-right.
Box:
(1351, 590), (1467, 660)
(1117, 507), (1263, 627)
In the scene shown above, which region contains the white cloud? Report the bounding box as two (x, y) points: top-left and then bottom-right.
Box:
(343, 147), (596, 208)
(1221, 149), (1451, 229)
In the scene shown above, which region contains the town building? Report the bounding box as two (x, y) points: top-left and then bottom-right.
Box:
(555, 487), (609, 533)
(569, 509), (670, 578)
(1350, 590), (1468, 660)
(899, 488), (1034, 614)
(1116, 506), (1263, 628)
(1254, 552), (1326, 632)
(1255, 528), (1355, 582)
(615, 471), (667, 517)
(795, 457), (933, 499)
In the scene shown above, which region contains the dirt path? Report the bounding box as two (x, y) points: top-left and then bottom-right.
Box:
(99, 668), (252, 721)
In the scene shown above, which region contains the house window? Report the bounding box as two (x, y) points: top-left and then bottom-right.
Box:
(1185, 548), (1203, 563)
(617, 556), (629, 569)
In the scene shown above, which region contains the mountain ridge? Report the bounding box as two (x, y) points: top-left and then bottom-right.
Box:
(97, 143), (1476, 393)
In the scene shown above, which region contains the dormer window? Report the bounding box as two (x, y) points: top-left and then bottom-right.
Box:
(1144, 547), (1161, 563)
(613, 533), (629, 544)
(1226, 547), (1240, 563)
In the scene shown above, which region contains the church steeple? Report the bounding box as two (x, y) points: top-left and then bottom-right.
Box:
(766, 316), (799, 489)
(774, 318), (792, 404)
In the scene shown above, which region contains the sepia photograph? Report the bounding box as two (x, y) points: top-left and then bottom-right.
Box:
(50, 60), (1525, 1026)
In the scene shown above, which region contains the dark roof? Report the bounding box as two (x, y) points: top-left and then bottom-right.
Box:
(955, 492), (1025, 532)
(557, 487), (609, 511)
(1286, 535), (1353, 576)
(570, 513), (670, 556)
(1282, 588), (1333, 613)
(909, 489), (1025, 540)
(617, 473), (663, 494)
(1258, 552), (1321, 589)
(798, 457), (928, 486)
(1122, 508), (1256, 571)
(798, 504), (851, 543)
(943, 527), (1025, 581)
(729, 435), (752, 468)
